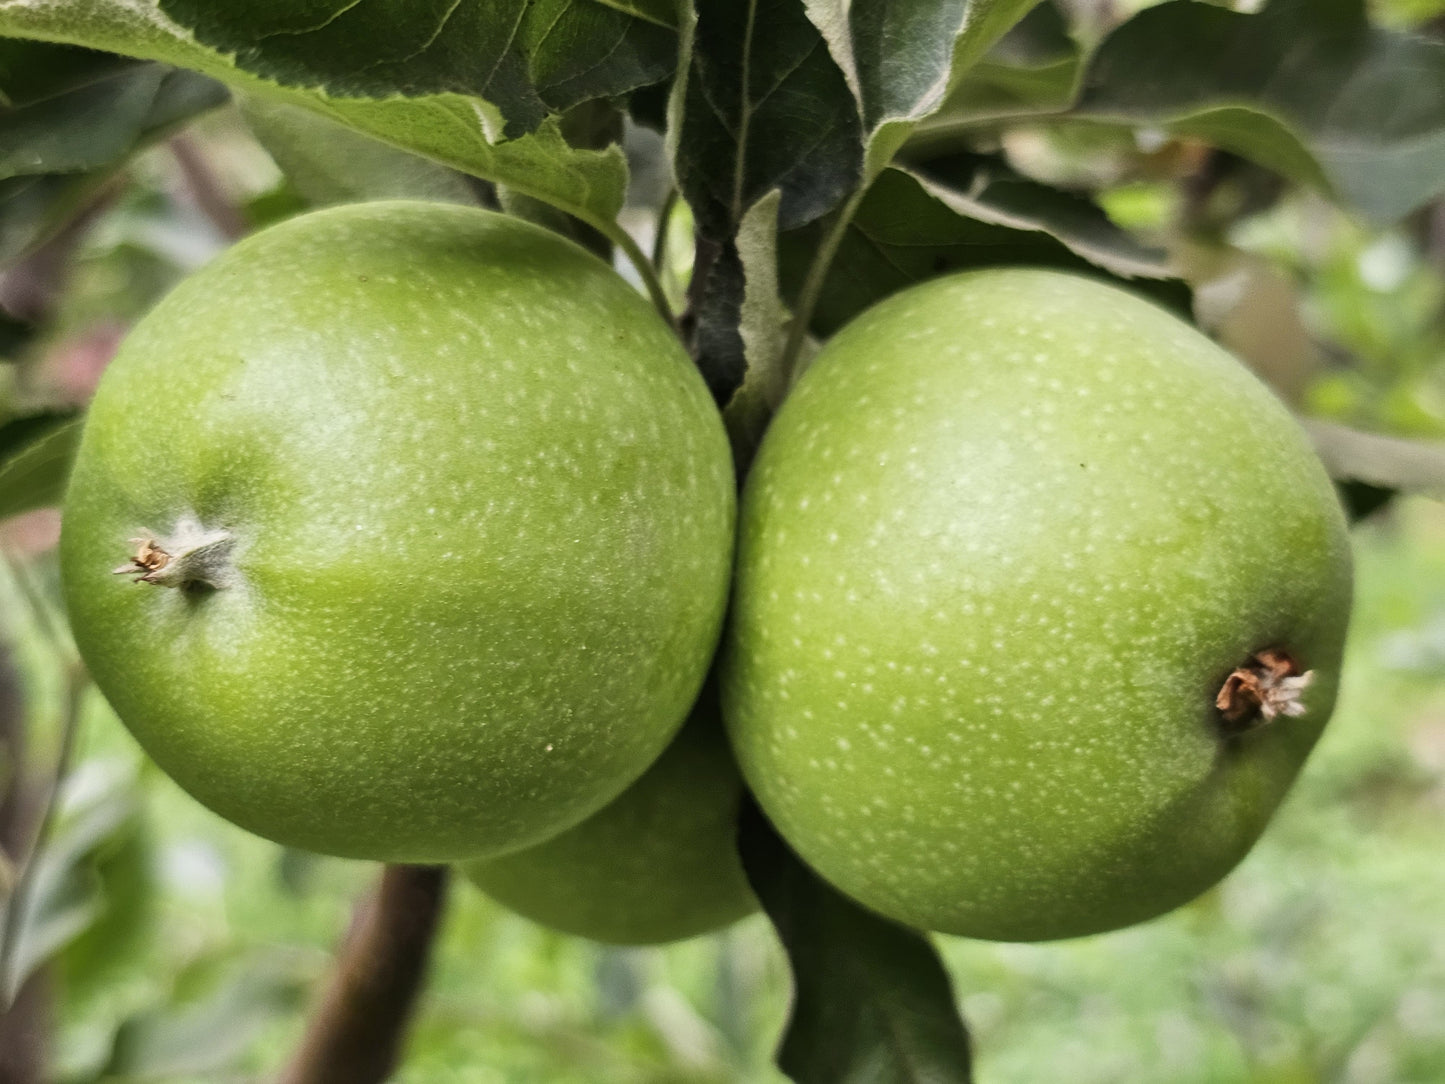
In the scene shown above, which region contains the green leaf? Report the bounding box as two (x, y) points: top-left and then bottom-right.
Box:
(0, 411), (81, 520)
(123, 0), (672, 131)
(802, 0), (1042, 177)
(0, 54), (226, 263)
(1075, 0), (1445, 222)
(100, 955), (310, 1078)
(0, 2), (637, 228)
(0, 308), (32, 357)
(239, 97), (481, 209)
(672, 0), (864, 240)
(913, 0), (1080, 141)
(780, 160), (1186, 336)
(1, 765), (142, 1002)
(740, 804), (973, 1084)
(722, 190), (790, 471)
(0, 38), (132, 107)
(1, 63), (225, 181)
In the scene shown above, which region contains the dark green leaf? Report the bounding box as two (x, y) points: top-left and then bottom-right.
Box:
(0, 61), (226, 264)
(780, 161), (1186, 336)
(155, 0), (675, 133)
(0, 3), (635, 228)
(0, 38), (132, 107)
(913, 0), (1080, 141)
(688, 237), (748, 403)
(0, 411), (82, 520)
(1075, 0), (1445, 222)
(801, 0), (1041, 175)
(1336, 480), (1396, 523)
(1, 64), (225, 181)
(0, 307), (32, 357)
(740, 803), (973, 1084)
(673, 0), (864, 240)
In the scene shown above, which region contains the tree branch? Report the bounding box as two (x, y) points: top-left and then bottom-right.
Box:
(278, 864), (450, 1084)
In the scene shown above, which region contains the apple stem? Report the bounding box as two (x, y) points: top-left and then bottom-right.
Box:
(1215, 648), (1313, 733)
(112, 517), (235, 590)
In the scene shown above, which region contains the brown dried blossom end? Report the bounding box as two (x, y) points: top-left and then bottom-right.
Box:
(1215, 647), (1313, 734)
(111, 517), (235, 590)
(113, 537), (173, 583)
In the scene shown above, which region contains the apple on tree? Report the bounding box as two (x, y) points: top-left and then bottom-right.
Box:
(463, 682), (756, 945)
(60, 200), (737, 864)
(723, 268), (1353, 942)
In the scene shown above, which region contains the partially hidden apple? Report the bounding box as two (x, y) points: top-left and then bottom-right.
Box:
(724, 268), (1353, 941)
(464, 683), (755, 944)
(61, 200), (736, 863)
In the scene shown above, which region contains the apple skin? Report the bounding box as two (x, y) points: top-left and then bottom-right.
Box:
(463, 685), (756, 945)
(723, 268), (1353, 942)
(60, 200), (736, 863)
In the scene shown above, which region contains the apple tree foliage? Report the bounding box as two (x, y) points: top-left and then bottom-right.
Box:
(4, 0), (1445, 1080)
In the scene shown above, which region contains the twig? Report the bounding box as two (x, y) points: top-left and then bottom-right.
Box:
(169, 132), (248, 241)
(278, 864), (450, 1084)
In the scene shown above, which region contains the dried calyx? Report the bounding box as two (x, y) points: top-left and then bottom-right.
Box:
(1215, 647), (1312, 733)
(113, 516), (235, 590)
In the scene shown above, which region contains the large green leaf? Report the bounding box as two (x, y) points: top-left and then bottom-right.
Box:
(740, 805), (973, 1083)
(1075, 0), (1445, 222)
(0, 2), (645, 227)
(801, 0), (1041, 177)
(672, 0), (864, 240)
(779, 159), (1185, 336)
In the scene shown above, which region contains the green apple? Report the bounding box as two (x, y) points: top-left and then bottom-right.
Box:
(463, 684), (755, 944)
(724, 268), (1352, 941)
(60, 200), (736, 863)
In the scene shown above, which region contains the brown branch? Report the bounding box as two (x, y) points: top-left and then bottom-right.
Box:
(278, 864), (450, 1084)
(169, 133), (248, 242)
(0, 181), (122, 324)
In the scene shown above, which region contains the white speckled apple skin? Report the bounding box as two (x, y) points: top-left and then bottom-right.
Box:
(463, 685), (756, 945)
(723, 269), (1353, 942)
(61, 201), (736, 863)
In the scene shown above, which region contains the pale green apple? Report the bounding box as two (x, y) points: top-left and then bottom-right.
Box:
(464, 687), (755, 944)
(724, 268), (1352, 941)
(61, 200), (736, 863)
